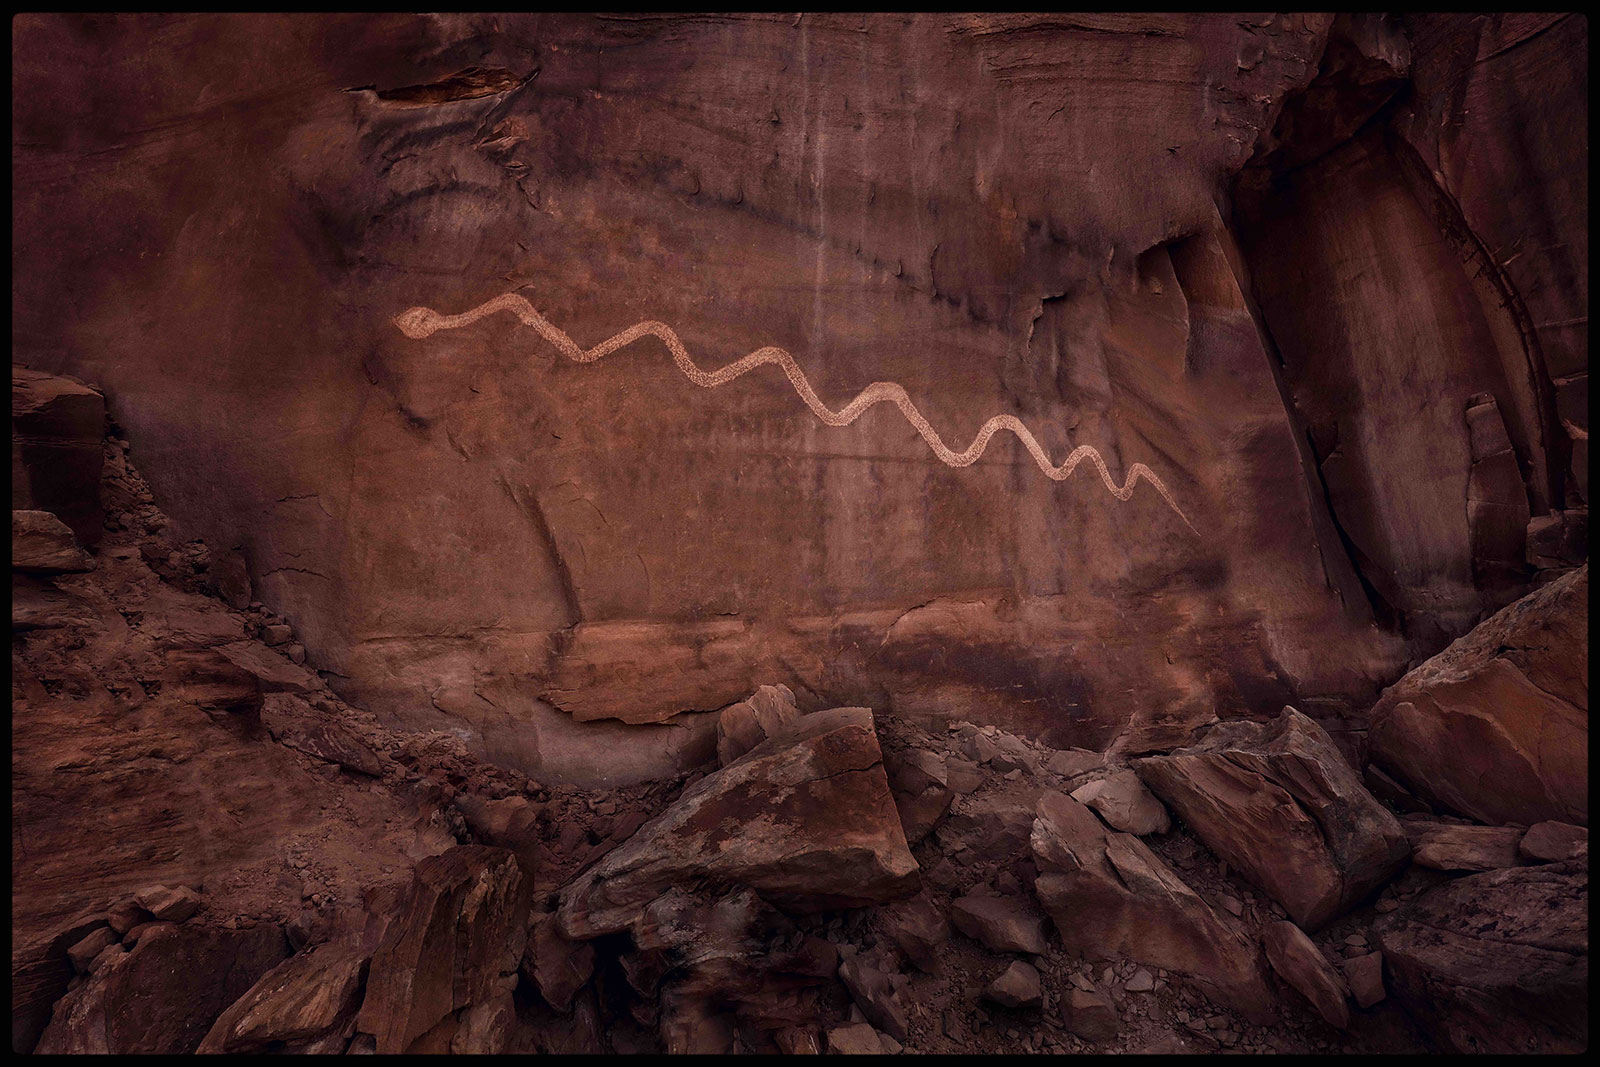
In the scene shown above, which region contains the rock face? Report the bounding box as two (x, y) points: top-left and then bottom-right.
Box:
(558, 707), (917, 938)
(1375, 860), (1587, 1054)
(1134, 707), (1409, 930)
(354, 845), (531, 1054)
(1029, 793), (1273, 1019)
(7, 12), (1591, 1060)
(13, 11), (1480, 783)
(1260, 921), (1350, 1029)
(1370, 566), (1588, 828)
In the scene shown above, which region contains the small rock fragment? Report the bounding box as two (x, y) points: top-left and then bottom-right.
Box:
(984, 960), (1042, 1009)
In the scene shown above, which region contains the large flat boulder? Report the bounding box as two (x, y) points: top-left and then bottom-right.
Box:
(558, 707), (917, 939)
(1133, 707), (1409, 930)
(1374, 859), (1586, 1054)
(198, 941), (369, 1054)
(1406, 821), (1524, 872)
(1029, 793), (1273, 1020)
(1369, 566), (1587, 828)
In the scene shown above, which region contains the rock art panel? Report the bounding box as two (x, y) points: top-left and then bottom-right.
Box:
(11, 13), (1421, 777)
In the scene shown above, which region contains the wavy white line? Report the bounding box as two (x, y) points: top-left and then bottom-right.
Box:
(394, 292), (1196, 532)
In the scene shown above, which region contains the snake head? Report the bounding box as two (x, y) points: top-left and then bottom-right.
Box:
(393, 306), (443, 339)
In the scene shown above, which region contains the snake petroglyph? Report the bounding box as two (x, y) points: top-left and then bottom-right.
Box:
(394, 292), (1196, 533)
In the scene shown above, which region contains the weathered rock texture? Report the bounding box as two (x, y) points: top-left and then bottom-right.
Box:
(558, 707), (917, 938)
(354, 845), (531, 1053)
(1134, 707), (1409, 930)
(1030, 793), (1273, 1019)
(1370, 565), (1587, 827)
(8, 11), (1591, 1059)
(35, 923), (290, 1054)
(1375, 860), (1587, 1054)
(1261, 921), (1350, 1029)
(36, 11), (1593, 781)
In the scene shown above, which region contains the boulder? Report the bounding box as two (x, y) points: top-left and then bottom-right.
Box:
(1133, 707), (1409, 930)
(1375, 860), (1586, 1053)
(826, 1022), (887, 1054)
(1340, 952), (1385, 1009)
(35, 922), (289, 1054)
(1070, 769), (1171, 835)
(449, 989), (516, 1054)
(880, 892), (948, 972)
(104, 900), (150, 937)
(716, 684), (802, 766)
(837, 955), (909, 1042)
(1029, 792), (1273, 1020)
(885, 747), (955, 846)
(558, 707), (917, 939)
(950, 892), (1049, 955)
(1369, 566), (1587, 828)
(984, 960), (1042, 1009)
(1519, 821), (1587, 864)
(354, 845), (532, 1054)
(521, 910), (595, 1013)
(1406, 822), (1524, 872)
(66, 928), (119, 973)
(1060, 987), (1119, 1042)
(773, 1026), (822, 1054)
(132, 885), (203, 924)
(13, 916), (112, 1052)
(12, 510), (90, 572)
(935, 791), (1039, 860)
(214, 641), (319, 693)
(1260, 921), (1350, 1028)
(1047, 748), (1106, 780)
(197, 941), (368, 1053)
